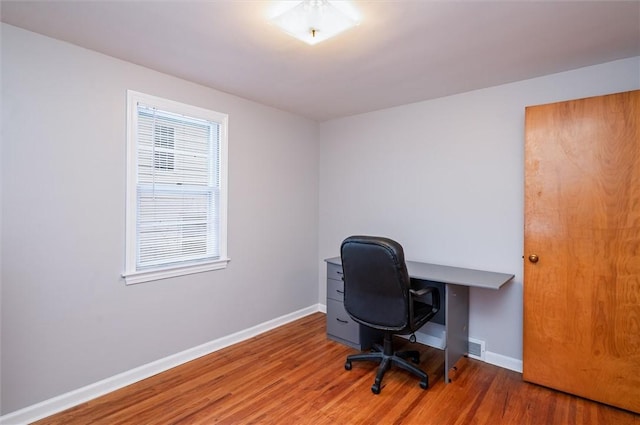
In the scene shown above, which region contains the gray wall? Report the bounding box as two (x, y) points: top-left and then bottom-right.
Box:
(318, 56), (640, 362)
(1, 24), (319, 414)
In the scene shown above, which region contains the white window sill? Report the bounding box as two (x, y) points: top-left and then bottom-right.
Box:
(122, 258), (230, 285)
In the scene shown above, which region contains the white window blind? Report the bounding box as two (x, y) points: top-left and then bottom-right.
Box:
(124, 91), (228, 284)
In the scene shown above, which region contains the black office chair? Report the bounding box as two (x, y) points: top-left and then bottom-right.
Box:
(340, 235), (440, 394)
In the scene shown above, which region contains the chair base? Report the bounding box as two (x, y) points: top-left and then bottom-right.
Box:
(344, 334), (429, 394)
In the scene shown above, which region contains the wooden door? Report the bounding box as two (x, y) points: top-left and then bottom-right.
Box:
(523, 90), (640, 413)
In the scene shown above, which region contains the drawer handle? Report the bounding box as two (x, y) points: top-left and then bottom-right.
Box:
(336, 318), (349, 324)
(336, 290), (344, 294)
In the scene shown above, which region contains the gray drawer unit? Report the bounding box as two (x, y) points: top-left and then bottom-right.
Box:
(327, 262), (344, 281)
(326, 260), (362, 349)
(326, 299), (360, 348)
(327, 275), (345, 302)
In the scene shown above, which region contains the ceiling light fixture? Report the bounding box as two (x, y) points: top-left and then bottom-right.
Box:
(270, 0), (360, 45)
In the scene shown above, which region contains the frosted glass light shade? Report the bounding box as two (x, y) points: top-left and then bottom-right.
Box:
(271, 0), (360, 45)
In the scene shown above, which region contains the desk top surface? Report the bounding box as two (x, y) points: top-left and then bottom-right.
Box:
(325, 257), (514, 290)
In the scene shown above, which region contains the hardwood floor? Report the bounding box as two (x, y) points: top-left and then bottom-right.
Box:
(34, 313), (639, 425)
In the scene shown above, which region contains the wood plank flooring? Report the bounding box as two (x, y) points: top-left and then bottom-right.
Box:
(34, 313), (640, 424)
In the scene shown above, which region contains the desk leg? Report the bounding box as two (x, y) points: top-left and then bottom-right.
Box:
(444, 283), (469, 383)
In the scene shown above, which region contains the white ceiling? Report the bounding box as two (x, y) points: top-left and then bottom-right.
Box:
(2, 1), (639, 121)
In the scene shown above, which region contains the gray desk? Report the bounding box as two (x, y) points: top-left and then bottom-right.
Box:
(325, 257), (514, 383)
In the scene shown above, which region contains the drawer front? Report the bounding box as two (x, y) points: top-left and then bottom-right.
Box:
(326, 299), (359, 345)
(327, 277), (345, 301)
(327, 262), (344, 281)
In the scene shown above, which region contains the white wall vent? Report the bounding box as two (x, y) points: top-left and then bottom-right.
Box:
(468, 338), (486, 361)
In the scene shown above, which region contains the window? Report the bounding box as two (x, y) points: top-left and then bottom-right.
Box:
(124, 91), (229, 284)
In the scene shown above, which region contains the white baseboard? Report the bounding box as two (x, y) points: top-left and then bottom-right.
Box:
(485, 351), (523, 373)
(0, 304), (322, 425)
(413, 323), (446, 350)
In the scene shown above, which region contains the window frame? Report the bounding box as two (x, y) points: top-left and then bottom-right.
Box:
(123, 90), (229, 285)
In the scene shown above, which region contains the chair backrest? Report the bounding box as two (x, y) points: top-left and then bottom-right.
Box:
(340, 236), (411, 331)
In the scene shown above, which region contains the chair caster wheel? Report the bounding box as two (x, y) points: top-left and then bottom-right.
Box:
(345, 361), (352, 371)
(371, 384), (381, 394)
(420, 380), (428, 390)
